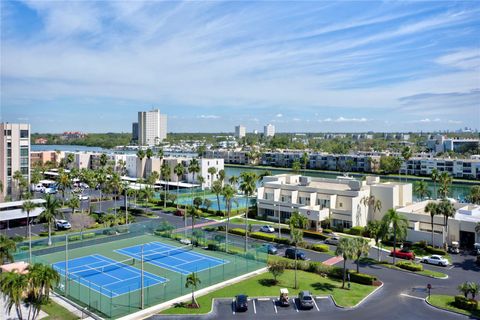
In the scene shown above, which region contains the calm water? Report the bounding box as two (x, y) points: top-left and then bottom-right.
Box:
(224, 166), (478, 202)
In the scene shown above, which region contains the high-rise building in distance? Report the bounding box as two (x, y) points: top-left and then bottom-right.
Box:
(0, 123), (30, 201)
(138, 109), (167, 146)
(264, 124), (275, 137)
(235, 125), (246, 138)
(132, 122), (139, 143)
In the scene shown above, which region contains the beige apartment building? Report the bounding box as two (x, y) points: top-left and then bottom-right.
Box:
(1, 123), (31, 201)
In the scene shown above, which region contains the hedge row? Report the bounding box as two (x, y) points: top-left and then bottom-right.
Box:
(39, 231), (56, 237)
(302, 230), (329, 240)
(229, 228), (247, 236)
(454, 295), (478, 311)
(308, 244), (329, 253)
(425, 246), (447, 256)
(395, 261), (423, 272)
(68, 235), (81, 242)
(82, 233), (96, 239)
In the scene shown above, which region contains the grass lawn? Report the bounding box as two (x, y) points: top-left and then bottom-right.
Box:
(358, 257), (447, 279)
(41, 300), (78, 320)
(161, 269), (376, 315)
(428, 295), (480, 319)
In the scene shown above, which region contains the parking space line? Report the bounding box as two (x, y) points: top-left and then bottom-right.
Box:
(292, 298), (298, 312)
(400, 293), (425, 300)
(253, 299), (257, 314)
(272, 299), (278, 313)
(316, 296), (329, 299)
(232, 299), (236, 315)
(312, 298), (320, 311)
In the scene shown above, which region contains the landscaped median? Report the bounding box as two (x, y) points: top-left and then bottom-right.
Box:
(359, 257), (448, 279)
(427, 295), (480, 319)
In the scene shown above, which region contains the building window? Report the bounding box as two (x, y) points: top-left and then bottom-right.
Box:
(20, 158), (29, 166)
(4, 130), (11, 136)
(20, 148), (29, 157)
(20, 130), (29, 138)
(21, 167), (29, 175)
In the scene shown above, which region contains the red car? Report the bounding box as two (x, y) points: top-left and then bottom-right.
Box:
(174, 209), (184, 217)
(390, 249), (415, 260)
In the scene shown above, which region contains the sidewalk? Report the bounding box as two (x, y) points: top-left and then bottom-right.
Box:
(50, 293), (96, 320)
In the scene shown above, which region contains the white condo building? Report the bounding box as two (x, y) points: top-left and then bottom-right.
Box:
(138, 109), (167, 146)
(1, 123), (31, 201)
(235, 125), (246, 139)
(264, 124), (275, 137)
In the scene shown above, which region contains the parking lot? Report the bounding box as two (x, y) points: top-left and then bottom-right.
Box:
(215, 295), (338, 318)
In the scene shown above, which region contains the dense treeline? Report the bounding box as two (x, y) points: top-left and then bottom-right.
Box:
(31, 133), (131, 149)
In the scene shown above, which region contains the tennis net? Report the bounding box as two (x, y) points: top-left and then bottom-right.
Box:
(142, 245), (192, 263)
(67, 258), (134, 277)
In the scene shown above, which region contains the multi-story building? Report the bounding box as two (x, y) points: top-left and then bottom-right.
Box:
(0, 123), (31, 201)
(235, 125), (246, 139)
(264, 124), (275, 137)
(138, 109), (167, 146)
(256, 174), (411, 231)
(30, 151), (64, 166)
(204, 150), (253, 165)
(132, 122), (139, 142)
(427, 135), (480, 154)
(400, 157), (480, 179)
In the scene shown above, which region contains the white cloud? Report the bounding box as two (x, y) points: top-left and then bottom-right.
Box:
(198, 115), (220, 119)
(276, 113), (283, 118)
(319, 117), (368, 123)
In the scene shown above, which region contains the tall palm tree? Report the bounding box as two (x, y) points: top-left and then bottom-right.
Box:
(22, 200), (37, 263)
(67, 196), (80, 216)
(109, 172), (123, 218)
(188, 159), (201, 210)
(468, 186), (480, 205)
(239, 172), (258, 251)
(145, 148), (153, 159)
(40, 194), (63, 246)
(222, 184), (236, 252)
(28, 263), (60, 319)
(431, 168), (439, 199)
(353, 237), (371, 273)
(95, 168), (107, 212)
(438, 172), (452, 199)
(185, 272), (201, 306)
(414, 180), (431, 201)
(160, 162), (171, 208)
(0, 271), (28, 320)
(381, 209), (408, 264)
(437, 199), (456, 248)
(228, 175), (239, 189)
(212, 180), (223, 213)
(301, 152), (309, 175)
(366, 220), (387, 261)
(83, 169), (97, 213)
(335, 237), (355, 288)
(13, 170), (24, 200)
(424, 202), (439, 246)
(207, 167), (217, 188)
(290, 228), (303, 289)
(292, 160), (301, 174)
(197, 175), (206, 201)
(157, 148), (164, 160)
(174, 163), (185, 210)
(0, 234), (16, 264)
(401, 146), (412, 181)
(57, 170), (71, 206)
(218, 169), (226, 184)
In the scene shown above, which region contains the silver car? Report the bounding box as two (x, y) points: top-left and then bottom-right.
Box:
(298, 290), (314, 309)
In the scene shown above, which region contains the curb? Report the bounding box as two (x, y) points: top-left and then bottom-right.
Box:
(378, 263), (448, 280)
(425, 297), (480, 319)
(330, 281), (384, 309)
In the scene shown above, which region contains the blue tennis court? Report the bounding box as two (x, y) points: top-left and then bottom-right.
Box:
(115, 242), (228, 275)
(52, 254), (167, 298)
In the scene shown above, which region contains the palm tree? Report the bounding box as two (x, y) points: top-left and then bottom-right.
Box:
(469, 282), (479, 300)
(197, 175), (206, 201)
(468, 186), (480, 205)
(109, 172), (123, 218)
(292, 159), (301, 174)
(83, 169), (97, 213)
(0, 271), (28, 320)
(239, 172), (258, 251)
(160, 162), (171, 208)
(424, 202), (439, 246)
(401, 146), (412, 180)
(301, 152), (309, 175)
(136, 149), (145, 160)
(222, 184), (236, 252)
(157, 148), (164, 160)
(290, 228), (303, 289)
(174, 163), (185, 210)
(228, 175), (239, 188)
(95, 168), (107, 213)
(67, 197), (80, 216)
(438, 172), (452, 199)
(212, 180), (223, 213)
(185, 272), (201, 306)
(40, 194), (63, 246)
(431, 168), (439, 199)
(22, 200), (37, 263)
(437, 199), (456, 248)
(361, 195), (382, 220)
(458, 282), (470, 298)
(335, 237), (355, 289)
(145, 148), (153, 159)
(57, 170), (71, 206)
(0, 234), (16, 264)
(28, 263), (60, 319)
(414, 180), (431, 201)
(218, 169), (226, 183)
(366, 220), (387, 261)
(188, 159), (201, 211)
(207, 167), (217, 188)
(353, 237), (371, 273)
(189, 205), (201, 238)
(13, 170), (24, 200)
(381, 209), (408, 264)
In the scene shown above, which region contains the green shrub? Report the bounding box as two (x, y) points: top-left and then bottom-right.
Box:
(217, 225), (226, 231)
(39, 231), (56, 237)
(20, 246), (29, 251)
(347, 226), (364, 236)
(274, 237), (291, 245)
(229, 228), (247, 236)
(103, 229), (116, 236)
(425, 246), (446, 255)
(68, 235), (81, 242)
(414, 241), (427, 248)
(203, 227), (217, 232)
(310, 244), (329, 253)
(323, 228), (333, 234)
(302, 230), (328, 240)
(249, 232), (276, 242)
(349, 272), (377, 285)
(454, 295), (479, 311)
(396, 261), (423, 272)
(116, 227), (128, 234)
(82, 233), (95, 239)
(207, 243), (219, 251)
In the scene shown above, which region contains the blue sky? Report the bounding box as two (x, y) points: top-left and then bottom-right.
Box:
(1, 1), (479, 133)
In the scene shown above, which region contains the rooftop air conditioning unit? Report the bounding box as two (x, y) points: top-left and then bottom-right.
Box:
(299, 176), (311, 186)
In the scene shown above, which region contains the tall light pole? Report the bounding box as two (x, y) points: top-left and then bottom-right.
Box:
(141, 244), (144, 309)
(65, 234), (69, 296)
(277, 204), (281, 238)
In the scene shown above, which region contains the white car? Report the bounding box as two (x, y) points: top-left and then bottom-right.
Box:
(55, 219), (71, 230)
(325, 236), (341, 245)
(259, 225), (275, 233)
(44, 187), (57, 194)
(421, 255), (449, 267)
(78, 194), (89, 201)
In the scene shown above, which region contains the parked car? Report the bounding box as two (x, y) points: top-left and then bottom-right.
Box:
(285, 248), (308, 260)
(259, 244), (278, 255)
(78, 194), (89, 201)
(325, 236), (340, 245)
(421, 255), (449, 267)
(259, 225), (275, 233)
(298, 290), (314, 309)
(390, 248), (415, 260)
(32, 184), (45, 192)
(235, 294), (248, 312)
(55, 219), (71, 230)
(448, 241), (460, 254)
(174, 209), (184, 216)
(44, 187), (57, 194)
